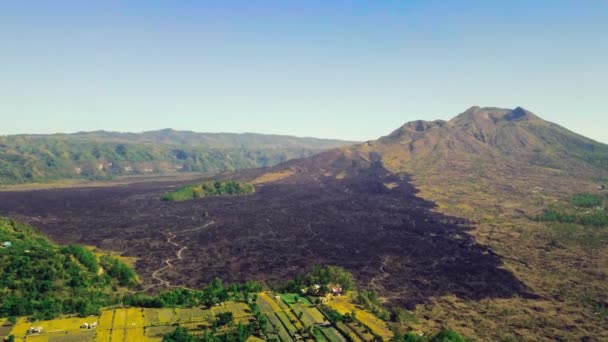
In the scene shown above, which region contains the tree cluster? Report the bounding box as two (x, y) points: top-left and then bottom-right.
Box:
(161, 181), (255, 202)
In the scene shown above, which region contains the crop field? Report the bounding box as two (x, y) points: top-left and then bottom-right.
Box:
(125, 326), (145, 342)
(313, 328), (329, 342)
(175, 308), (214, 323)
(281, 293), (312, 307)
(320, 327), (345, 342)
(144, 326), (174, 341)
(226, 302), (251, 318)
(275, 312), (297, 335)
(257, 293), (282, 313)
(327, 297), (392, 341)
(126, 308), (145, 327)
(291, 305), (316, 327)
(336, 322), (363, 342)
(99, 310), (114, 330)
(304, 307), (326, 324)
(113, 309), (127, 329)
(157, 309), (176, 324)
(265, 313), (293, 342)
(95, 328), (111, 342)
(49, 331), (96, 342)
(143, 309), (159, 326)
(346, 322), (374, 341)
(111, 327), (125, 342)
(9, 318), (32, 337)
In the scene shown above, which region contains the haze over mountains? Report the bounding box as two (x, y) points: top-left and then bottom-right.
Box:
(0, 130), (355, 185)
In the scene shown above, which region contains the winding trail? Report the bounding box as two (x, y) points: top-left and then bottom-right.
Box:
(144, 221), (215, 291)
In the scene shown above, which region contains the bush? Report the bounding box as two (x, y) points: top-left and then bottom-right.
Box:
(572, 193), (604, 208)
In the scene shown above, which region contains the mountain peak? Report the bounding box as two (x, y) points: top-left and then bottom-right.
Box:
(449, 106), (541, 126)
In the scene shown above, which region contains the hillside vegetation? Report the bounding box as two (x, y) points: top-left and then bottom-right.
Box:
(161, 180), (255, 201)
(0, 130), (354, 185)
(0, 217), (137, 320)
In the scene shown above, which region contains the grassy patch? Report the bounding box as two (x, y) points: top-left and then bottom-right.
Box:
(535, 208), (608, 227)
(161, 180), (254, 201)
(281, 294), (312, 307)
(572, 193), (606, 208)
(544, 222), (608, 249)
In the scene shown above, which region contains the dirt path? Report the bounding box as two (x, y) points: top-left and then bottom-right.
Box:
(370, 255), (392, 296)
(144, 221), (215, 291)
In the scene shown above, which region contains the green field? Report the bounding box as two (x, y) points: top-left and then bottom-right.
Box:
(275, 312), (297, 335)
(321, 327), (345, 342)
(313, 327), (329, 342)
(265, 313), (293, 342)
(280, 293), (312, 306)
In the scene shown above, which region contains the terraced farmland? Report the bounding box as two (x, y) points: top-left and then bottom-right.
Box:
(327, 296), (393, 341)
(2, 293), (394, 342)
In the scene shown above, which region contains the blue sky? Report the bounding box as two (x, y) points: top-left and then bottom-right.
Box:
(1, 1), (607, 142)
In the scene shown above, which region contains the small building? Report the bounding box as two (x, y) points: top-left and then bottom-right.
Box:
(90, 322), (98, 329)
(330, 286), (343, 295)
(28, 326), (43, 334)
(598, 185), (606, 190)
(1, 241), (12, 248)
(81, 322), (90, 329)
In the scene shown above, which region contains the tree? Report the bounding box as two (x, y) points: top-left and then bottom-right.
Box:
(162, 327), (198, 342)
(215, 312), (234, 327)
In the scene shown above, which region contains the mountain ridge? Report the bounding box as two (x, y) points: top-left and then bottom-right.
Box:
(0, 130), (356, 185)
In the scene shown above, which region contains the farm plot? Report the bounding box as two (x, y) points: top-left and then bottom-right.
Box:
(304, 307), (326, 324)
(346, 322), (375, 342)
(124, 308), (145, 341)
(126, 308), (144, 327)
(257, 293), (282, 313)
(327, 297), (392, 341)
(275, 312), (297, 336)
(0, 325), (12, 339)
(320, 327), (346, 342)
(8, 318), (31, 337)
(99, 310), (114, 330)
(281, 294), (312, 307)
(157, 309), (176, 324)
(313, 327), (329, 342)
(95, 327), (112, 342)
(174, 308), (214, 325)
(336, 322), (363, 342)
(111, 328), (125, 342)
(44, 317), (93, 333)
(49, 330), (95, 342)
(143, 308), (160, 326)
(190, 308), (214, 323)
(211, 303), (230, 316)
(125, 326), (145, 342)
(265, 314), (293, 342)
(144, 326), (174, 341)
(112, 309), (127, 329)
(24, 335), (48, 342)
(226, 302), (251, 318)
(291, 305), (315, 327)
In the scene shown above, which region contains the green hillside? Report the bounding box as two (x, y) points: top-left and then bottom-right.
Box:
(0, 130), (355, 185)
(0, 217), (137, 320)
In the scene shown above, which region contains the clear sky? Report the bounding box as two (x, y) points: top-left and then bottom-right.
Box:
(1, 1), (607, 142)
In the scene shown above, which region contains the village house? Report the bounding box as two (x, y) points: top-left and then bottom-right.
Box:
(28, 326), (43, 334)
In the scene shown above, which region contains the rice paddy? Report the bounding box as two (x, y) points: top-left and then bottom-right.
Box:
(2, 292), (391, 342)
(327, 296), (393, 341)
